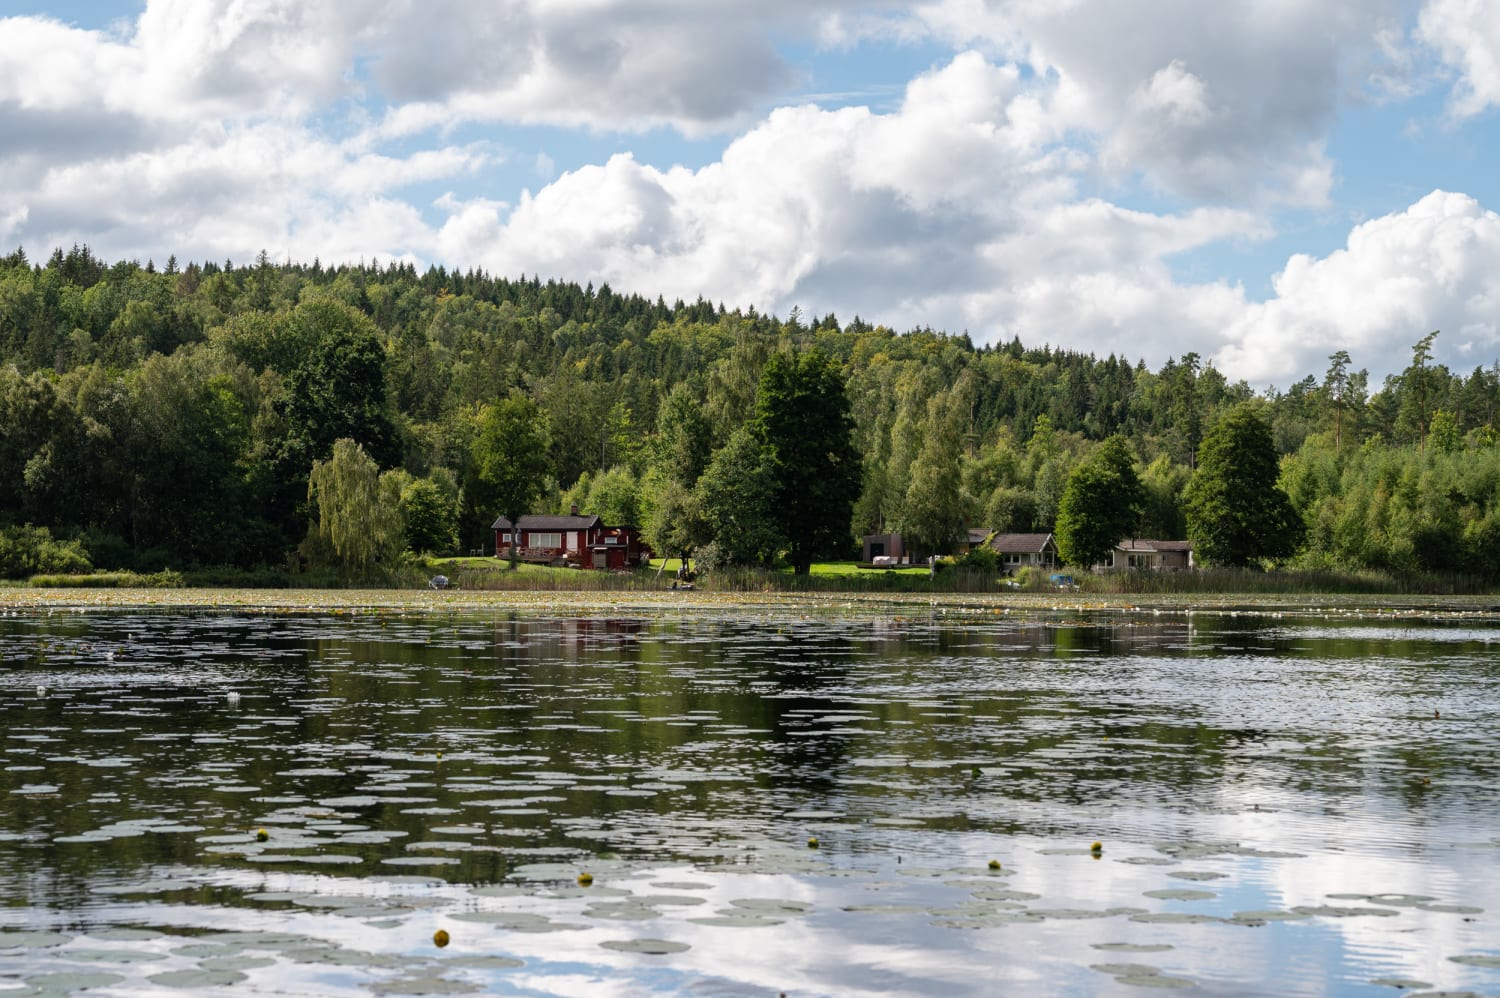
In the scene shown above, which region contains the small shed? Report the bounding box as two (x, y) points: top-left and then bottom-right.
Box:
(862, 532), (906, 564)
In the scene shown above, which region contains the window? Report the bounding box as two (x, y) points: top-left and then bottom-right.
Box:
(529, 532), (562, 548)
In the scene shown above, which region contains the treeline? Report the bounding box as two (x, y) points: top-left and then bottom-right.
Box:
(2, 244), (1500, 580)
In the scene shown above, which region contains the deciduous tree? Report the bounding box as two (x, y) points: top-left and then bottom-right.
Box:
(1055, 436), (1142, 567)
(694, 426), (783, 568)
(751, 350), (861, 574)
(466, 391), (550, 564)
(306, 438), (403, 575)
(1184, 404), (1303, 567)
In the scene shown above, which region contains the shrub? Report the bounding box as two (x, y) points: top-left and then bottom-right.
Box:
(28, 569), (183, 588)
(0, 524), (92, 579)
(959, 545), (1001, 572)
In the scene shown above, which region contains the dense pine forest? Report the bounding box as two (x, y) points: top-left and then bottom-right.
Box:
(3, 244), (1500, 583)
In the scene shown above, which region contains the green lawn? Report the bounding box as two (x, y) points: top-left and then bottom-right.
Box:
(425, 556), (555, 576)
(644, 558), (931, 577)
(805, 561), (931, 577)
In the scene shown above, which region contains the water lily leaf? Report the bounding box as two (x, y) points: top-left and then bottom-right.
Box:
(599, 938), (690, 955)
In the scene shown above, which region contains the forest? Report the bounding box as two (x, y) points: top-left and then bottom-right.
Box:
(3, 244), (1500, 583)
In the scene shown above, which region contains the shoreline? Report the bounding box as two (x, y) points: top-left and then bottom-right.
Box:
(2, 586), (1499, 619)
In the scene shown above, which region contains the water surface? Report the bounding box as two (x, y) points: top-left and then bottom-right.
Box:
(2, 600), (1498, 996)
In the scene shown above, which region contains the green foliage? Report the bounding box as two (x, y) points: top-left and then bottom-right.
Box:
(4, 248), (1500, 585)
(268, 298), (399, 548)
(1184, 404), (1303, 567)
(586, 464), (642, 527)
(305, 439), (403, 574)
(29, 569), (181, 588)
(1055, 436), (1143, 567)
(695, 427), (783, 569)
(958, 543), (1001, 572)
(751, 350), (862, 574)
(399, 475), (459, 555)
(1428, 409), (1460, 454)
(465, 391), (550, 558)
(651, 383), (712, 487)
(898, 378), (970, 555)
(0, 524), (91, 579)
(645, 477), (705, 562)
(1138, 454), (1190, 539)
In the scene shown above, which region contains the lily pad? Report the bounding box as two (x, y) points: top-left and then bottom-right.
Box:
(147, 969), (248, 988)
(1291, 905), (1400, 918)
(685, 914), (785, 927)
(441, 956), (524, 969)
(584, 902), (663, 921)
(1129, 913), (1222, 924)
(1448, 955), (1500, 969)
(1030, 908), (1118, 920)
(728, 898), (810, 914)
(1092, 963), (1164, 976)
(599, 938), (691, 955)
(1144, 889), (1217, 901)
(57, 949), (156, 964)
(370, 977), (480, 995)
(23, 971), (127, 991)
(0, 932), (73, 950)
(1417, 903), (1483, 915)
(200, 956), (277, 971)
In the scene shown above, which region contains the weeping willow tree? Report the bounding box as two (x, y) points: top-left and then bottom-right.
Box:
(305, 438), (404, 576)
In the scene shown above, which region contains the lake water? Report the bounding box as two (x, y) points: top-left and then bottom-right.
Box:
(3, 597), (1500, 996)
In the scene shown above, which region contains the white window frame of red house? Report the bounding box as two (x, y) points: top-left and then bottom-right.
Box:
(529, 531), (562, 548)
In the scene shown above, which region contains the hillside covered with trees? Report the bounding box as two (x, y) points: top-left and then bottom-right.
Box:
(3, 245), (1500, 582)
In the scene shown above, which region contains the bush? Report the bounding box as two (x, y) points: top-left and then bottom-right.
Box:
(28, 569), (183, 588)
(959, 545), (1001, 572)
(0, 524), (92, 579)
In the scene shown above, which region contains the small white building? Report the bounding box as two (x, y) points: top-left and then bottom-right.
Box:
(987, 533), (1059, 571)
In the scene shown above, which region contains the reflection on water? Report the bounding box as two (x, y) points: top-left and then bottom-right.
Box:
(3, 604), (1500, 996)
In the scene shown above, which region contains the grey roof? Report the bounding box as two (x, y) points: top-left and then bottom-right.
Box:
(1117, 538), (1192, 552)
(491, 514), (602, 531)
(988, 532), (1056, 553)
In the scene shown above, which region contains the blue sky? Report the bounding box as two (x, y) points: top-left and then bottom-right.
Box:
(1, 0), (1498, 385)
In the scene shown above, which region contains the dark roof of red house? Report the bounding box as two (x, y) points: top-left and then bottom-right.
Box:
(988, 532), (1056, 553)
(491, 514), (602, 531)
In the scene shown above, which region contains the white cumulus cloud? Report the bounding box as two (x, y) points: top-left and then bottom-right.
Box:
(1418, 0), (1500, 117)
(1219, 191), (1500, 383)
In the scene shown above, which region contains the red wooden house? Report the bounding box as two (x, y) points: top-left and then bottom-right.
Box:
(491, 505), (652, 570)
